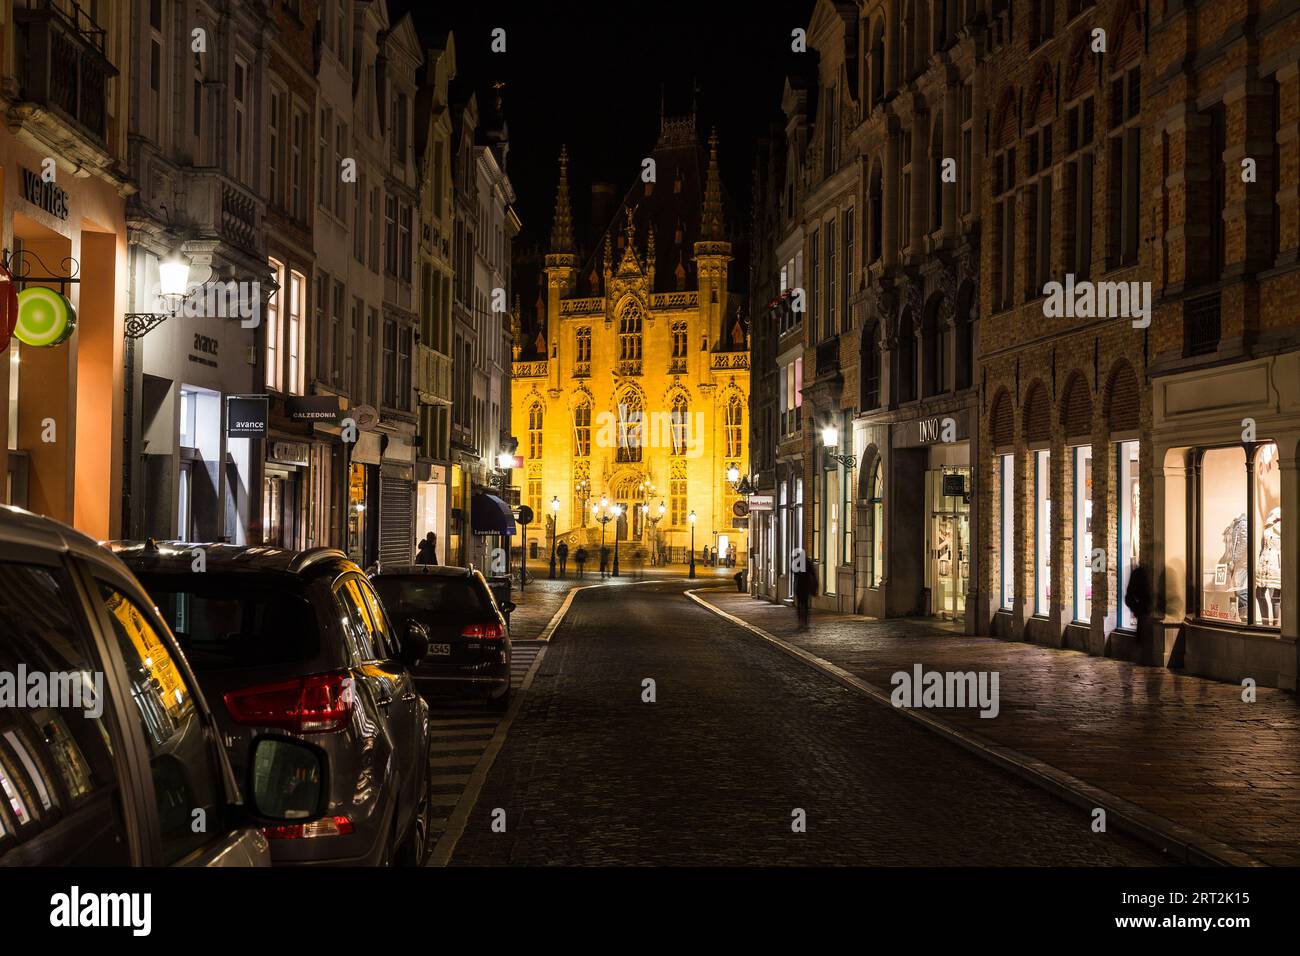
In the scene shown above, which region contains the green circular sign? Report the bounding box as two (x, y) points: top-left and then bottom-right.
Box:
(14, 287), (76, 347)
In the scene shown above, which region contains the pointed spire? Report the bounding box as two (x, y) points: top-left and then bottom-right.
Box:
(701, 128), (724, 240)
(550, 145), (574, 254)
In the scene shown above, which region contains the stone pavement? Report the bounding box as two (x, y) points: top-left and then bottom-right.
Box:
(698, 589), (1300, 866)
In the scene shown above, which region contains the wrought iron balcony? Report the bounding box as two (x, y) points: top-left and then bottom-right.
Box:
(14, 0), (116, 147)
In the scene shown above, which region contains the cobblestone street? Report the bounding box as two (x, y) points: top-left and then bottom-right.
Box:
(447, 581), (1165, 865)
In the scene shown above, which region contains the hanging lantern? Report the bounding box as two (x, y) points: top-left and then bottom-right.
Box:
(14, 286), (77, 347)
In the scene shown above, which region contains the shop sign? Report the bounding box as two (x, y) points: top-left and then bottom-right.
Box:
(918, 417), (943, 443)
(226, 395), (268, 438)
(287, 394), (343, 423)
(747, 494), (774, 511)
(731, 517), (749, 530)
(942, 474), (966, 497)
(269, 441), (309, 466)
(732, 500), (750, 518)
(20, 167), (70, 220)
(429, 464), (447, 484)
(14, 287), (76, 347)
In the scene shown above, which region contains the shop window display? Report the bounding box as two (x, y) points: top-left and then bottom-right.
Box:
(868, 459), (884, 588)
(1116, 441), (1140, 629)
(1073, 446), (1093, 622)
(1199, 443), (1281, 627)
(1034, 450), (1051, 615)
(999, 454), (1014, 610)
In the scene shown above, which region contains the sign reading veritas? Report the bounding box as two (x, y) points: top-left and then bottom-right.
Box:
(20, 168), (69, 220)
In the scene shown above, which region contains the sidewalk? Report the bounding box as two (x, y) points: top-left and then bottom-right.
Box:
(695, 590), (1300, 866)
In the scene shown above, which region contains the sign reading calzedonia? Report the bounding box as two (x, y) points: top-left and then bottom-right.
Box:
(226, 395), (268, 438)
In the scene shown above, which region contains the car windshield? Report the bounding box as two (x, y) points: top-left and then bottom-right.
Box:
(373, 576), (493, 617)
(138, 573), (320, 671)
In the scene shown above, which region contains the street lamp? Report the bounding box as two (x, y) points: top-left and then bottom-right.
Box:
(688, 510), (697, 579)
(611, 503), (624, 577)
(595, 502), (611, 577)
(125, 251), (196, 339)
(822, 420), (857, 468)
(548, 495), (560, 578)
(726, 463), (740, 484)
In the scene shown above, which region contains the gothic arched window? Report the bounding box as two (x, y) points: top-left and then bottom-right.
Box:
(528, 402), (544, 459)
(725, 395), (744, 458)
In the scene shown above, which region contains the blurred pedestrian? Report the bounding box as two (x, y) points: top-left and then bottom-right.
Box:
(599, 546), (609, 577)
(794, 562), (818, 631)
(415, 532), (436, 565)
(557, 540), (569, 576)
(575, 546), (587, 579)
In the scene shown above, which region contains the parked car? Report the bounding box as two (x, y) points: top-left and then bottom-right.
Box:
(0, 505), (327, 866)
(372, 566), (513, 711)
(113, 540), (432, 866)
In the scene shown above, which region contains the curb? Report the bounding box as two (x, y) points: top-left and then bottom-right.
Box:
(685, 587), (1265, 868)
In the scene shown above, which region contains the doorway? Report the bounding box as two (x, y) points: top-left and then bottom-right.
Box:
(925, 466), (970, 620)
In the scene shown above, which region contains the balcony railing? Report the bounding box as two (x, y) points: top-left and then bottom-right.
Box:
(650, 291), (699, 310)
(559, 297), (604, 316)
(512, 360), (547, 378)
(1184, 290), (1222, 357)
(415, 344), (452, 405)
(14, 1), (116, 146)
(711, 352), (749, 370)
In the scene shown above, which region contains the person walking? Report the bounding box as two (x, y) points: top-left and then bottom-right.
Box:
(415, 532), (437, 566)
(557, 540), (569, 577)
(794, 562), (818, 631)
(574, 546), (587, 579)
(599, 546), (609, 578)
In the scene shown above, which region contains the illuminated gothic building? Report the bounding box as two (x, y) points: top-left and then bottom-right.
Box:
(511, 117), (750, 564)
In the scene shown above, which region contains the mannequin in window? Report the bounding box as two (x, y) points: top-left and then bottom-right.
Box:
(1220, 512), (1249, 621)
(1256, 507), (1282, 627)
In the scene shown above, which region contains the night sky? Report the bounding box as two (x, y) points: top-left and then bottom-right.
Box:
(395, 0), (815, 248)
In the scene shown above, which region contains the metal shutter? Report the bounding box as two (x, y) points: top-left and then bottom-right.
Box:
(379, 476), (414, 569)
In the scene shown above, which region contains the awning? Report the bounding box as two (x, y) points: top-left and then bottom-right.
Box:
(471, 492), (515, 537)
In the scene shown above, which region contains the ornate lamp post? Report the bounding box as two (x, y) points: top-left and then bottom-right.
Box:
(611, 503), (624, 577)
(688, 510), (697, 579)
(548, 495), (560, 578)
(595, 501), (612, 577)
(821, 422), (856, 468)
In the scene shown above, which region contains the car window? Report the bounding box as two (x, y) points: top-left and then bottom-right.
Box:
(95, 580), (225, 866)
(139, 573), (320, 672)
(356, 578), (396, 659)
(334, 577), (379, 663)
(0, 562), (130, 865)
(372, 575), (493, 616)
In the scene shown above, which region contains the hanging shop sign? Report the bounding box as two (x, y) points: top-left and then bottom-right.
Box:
(350, 403), (380, 431)
(732, 500), (750, 518)
(226, 395), (268, 438)
(746, 495), (774, 512)
(286, 394), (344, 423)
(942, 473), (967, 498)
(0, 264), (17, 350)
(14, 287), (76, 347)
(269, 441), (310, 466)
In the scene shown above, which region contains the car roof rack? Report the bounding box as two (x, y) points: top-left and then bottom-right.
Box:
(287, 547), (349, 574)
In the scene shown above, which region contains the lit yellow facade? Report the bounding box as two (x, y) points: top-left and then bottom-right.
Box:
(511, 135), (750, 562)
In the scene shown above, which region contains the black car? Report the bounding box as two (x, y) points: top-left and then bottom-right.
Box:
(0, 506), (328, 866)
(371, 566), (513, 711)
(114, 541), (432, 866)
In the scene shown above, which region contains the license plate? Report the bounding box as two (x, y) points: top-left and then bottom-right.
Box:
(427, 644), (451, 656)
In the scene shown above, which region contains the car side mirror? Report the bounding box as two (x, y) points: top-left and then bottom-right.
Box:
(246, 736), (328, 824)
(399, 619), (429, 665)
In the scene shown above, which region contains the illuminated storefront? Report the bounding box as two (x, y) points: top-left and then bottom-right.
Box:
(1152, 354), (1299, 689)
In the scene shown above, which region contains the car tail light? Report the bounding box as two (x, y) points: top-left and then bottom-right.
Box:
(460, 621), (504, 641)
(263, 816), (354, 840)
(224, 672), (354, 733)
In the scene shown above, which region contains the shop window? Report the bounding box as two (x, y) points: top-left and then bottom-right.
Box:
(1073, 446), (1093, 622)
(1000, 454), (1014, 609)
(1033, 450), (1051, 614)
(1199, 442), (1281, 628)
(1115, 440), (1140, 629)
(868, 458), (884, 588)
